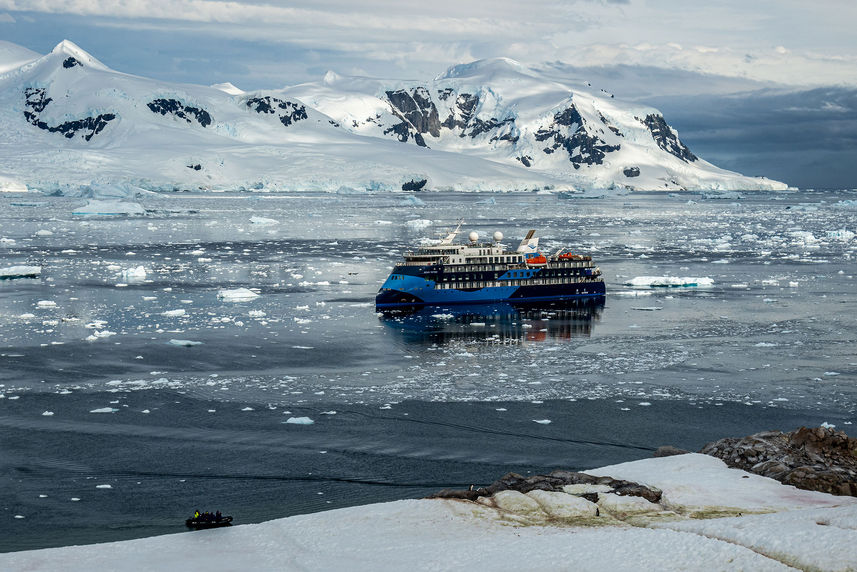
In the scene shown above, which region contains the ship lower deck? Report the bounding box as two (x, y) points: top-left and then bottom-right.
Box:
(375, 280), (606, 309)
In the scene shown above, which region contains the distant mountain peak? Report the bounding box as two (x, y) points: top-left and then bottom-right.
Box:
(438, 57), (533, 81)
(48, 40), (108, 71)
(211, 82), (244, 95)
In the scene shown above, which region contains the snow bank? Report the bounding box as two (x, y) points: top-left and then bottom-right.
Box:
(626, 276), (714, 288)
(4, 454), (855, 571)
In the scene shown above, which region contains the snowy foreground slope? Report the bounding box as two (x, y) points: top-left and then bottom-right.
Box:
(4, 455), (855, 571)
(0, 41), (786, 194)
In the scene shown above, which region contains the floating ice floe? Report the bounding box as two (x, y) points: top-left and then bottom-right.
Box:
(826, 229), (855, 241)
(250, 216), (278, 225)
(86, 330), (116, 341)
(625, 276), (714, 288)
(161, 309), (186, 317)
(73, 199), (146, 216)
(0, 265), (40, 279)
(217, 287), (259, 301)
(168, 339), (202, 347)
(120, 265), (147, 281)
(90, 407), (118, 414)
(405, 219), (432, 230)
(401, 196), (425, 206)
(36, 300), (57, 308)
(284, 417), (314, 425)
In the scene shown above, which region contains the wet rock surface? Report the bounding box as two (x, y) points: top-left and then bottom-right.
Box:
(429, 469), (662, 504)
(700, 426), (857, 496)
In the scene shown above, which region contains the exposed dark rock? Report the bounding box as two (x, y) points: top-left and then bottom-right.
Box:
(384, 121), (412, 144)
(62, 57), (81, 69)
(187, 164), (202, 171)
(428, 470), (661, 503)
(642, 114), (697, 162)
(386, 88), (441, 138)
(437, 88), (454, 101)
(147, 98), (212, 127)
(700, 426), (857, 497)
(517, 155), (533, 167)
(623, 166), (641, 178)
(23, 87), (115, 141)
(245, 96), (307, 127)
(328, 119), (340, 127)
(441, 93), (479, 131)
(653, 445), (688, 457)
(536, 105), (620, 168)
(401, 179), (427, 192)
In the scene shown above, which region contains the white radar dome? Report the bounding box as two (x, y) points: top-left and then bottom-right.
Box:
(468, 231), (479, 242)
(493, 231), (503, 242)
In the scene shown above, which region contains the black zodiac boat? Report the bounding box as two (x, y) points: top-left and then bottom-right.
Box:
(185, 515), (233, 529)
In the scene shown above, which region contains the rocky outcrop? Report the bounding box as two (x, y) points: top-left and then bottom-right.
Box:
(147, 98), (212, 127)
(429, 469), (662, 504)
(535, 105), (620, 169)
(245, 96), (308, 127)
(700, 426), (857, 496)
(642, 114), (697, 162)
(63, 57), (81, 69)
(23, 87), (115, 141)
(401, 179), (427, 191)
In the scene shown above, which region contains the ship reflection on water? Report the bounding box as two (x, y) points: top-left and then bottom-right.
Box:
(379, 296), (605, 345)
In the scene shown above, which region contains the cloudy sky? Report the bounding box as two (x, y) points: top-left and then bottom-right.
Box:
(1, 0), (855, 188)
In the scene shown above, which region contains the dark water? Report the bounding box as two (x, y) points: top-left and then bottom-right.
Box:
(2, 393), (848, 552)
(1, 190), (855, 552)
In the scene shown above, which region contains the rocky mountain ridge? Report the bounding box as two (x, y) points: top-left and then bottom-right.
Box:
(0, 41), (787, 193)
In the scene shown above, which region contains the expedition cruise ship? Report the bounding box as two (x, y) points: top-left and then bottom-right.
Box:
(376, 225), (605, 309)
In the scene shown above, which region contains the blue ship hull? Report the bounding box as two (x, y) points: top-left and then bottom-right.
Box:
(376, 271), (606, 309)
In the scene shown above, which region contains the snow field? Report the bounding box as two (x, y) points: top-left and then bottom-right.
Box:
(3, 454), (854, 571)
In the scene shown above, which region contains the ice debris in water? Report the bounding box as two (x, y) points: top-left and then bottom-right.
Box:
(72, 199), (145, 216)
(626, 276), (714, 288)
(533, 419), (552, 424)
(168, 339), (202, 347)
(90, 407), (118, 414)
(161, 309), (186, 317)
(284, 417), (314, 425)
(405, 219), (432, 230)
(0, 265), (41, 278)
(250, 216), (278, 225)
(217, 287), (259, 301)
(120, 266), (147, 281)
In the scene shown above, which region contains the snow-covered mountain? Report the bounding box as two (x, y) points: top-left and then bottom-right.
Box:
(0, 41), (786, 194)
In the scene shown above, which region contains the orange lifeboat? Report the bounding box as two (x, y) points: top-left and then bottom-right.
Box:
(557, 252), (581, 260)
(526, 254), (547, 265)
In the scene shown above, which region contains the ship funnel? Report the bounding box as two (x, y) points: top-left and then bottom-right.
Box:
(516, 230), (539, 253)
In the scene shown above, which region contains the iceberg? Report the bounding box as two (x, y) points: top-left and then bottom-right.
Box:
(0, 265), (41, 279)
(625, 276), (714, 288)
(217, 287), (260, 301)
(72, 199), (146, 216)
